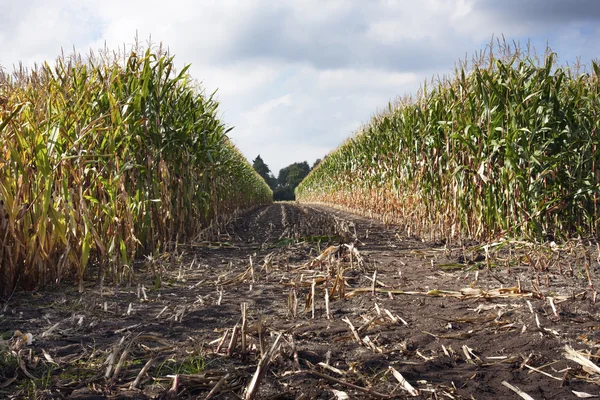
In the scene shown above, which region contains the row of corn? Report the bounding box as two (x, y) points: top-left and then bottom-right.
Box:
(0, 46), (272, 295)
(297, 45), (600, 242)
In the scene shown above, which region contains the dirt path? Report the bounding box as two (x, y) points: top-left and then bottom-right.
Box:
(2, 203), (600, 399)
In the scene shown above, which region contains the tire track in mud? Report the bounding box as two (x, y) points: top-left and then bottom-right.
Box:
(2, 203), (600, 399)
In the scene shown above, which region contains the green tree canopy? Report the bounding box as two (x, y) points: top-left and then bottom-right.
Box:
(274, 161), (310, 201)
(277, 161), (310, 188)
(252, 155), (277, 190)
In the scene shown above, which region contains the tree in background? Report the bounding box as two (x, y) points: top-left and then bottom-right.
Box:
(278, 161), (310, 188)
(274, 161), (311, 201)
(252, 155), (277, 190)
(254, 155), (318, 201)
(273, 185), (295, 201)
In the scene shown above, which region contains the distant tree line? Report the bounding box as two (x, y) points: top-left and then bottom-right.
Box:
(252, 155), (321, 201)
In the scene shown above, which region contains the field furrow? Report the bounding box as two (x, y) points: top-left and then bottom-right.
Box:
(2, 203), (598, 399)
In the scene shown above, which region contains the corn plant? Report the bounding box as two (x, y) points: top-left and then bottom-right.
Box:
(0, 44), (271, 296)
(297, 42), (600, 243)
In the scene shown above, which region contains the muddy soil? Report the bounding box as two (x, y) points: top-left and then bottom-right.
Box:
(2, 203), (600, 399)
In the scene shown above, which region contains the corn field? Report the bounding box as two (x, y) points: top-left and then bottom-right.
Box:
(0, 46), (272, 296)
(297, 44), (600, 242)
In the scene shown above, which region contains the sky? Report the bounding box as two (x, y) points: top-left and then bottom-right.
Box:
(1, 0), (599, 175)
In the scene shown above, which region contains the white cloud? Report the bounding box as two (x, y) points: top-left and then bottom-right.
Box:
(317, 69), (418, 90)
(193, 63), (279, 98)
(238, 94), (294, 140)
(0, 0), (97, 68)
(252, 94), (293, 116)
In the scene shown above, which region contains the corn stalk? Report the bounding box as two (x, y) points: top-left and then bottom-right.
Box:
(297, 41), (600, 242)
(0, 43), (272, 295)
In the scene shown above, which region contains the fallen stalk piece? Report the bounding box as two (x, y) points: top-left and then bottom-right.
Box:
(130, 358), (154, 389)
(501, 381), (536, 400)
(346, 286), (535, 299)
(204, 373), (231, 400)
(309, 369), (392, 399)
(564, 345), (600, 376)
(388, 367), (419, 397)
(244, 333), (283, 400)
